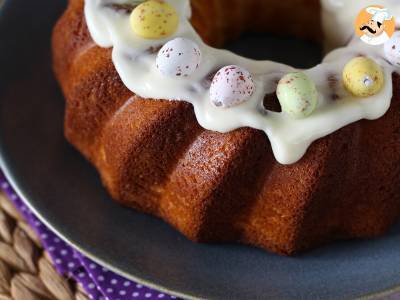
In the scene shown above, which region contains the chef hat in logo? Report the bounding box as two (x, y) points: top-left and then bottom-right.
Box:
(366, 7), (393, 24)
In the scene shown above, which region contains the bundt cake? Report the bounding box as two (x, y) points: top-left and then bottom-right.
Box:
(52, 0), (400, 255)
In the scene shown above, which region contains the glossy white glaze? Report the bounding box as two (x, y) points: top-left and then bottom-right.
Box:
(84, 0), (398, 164)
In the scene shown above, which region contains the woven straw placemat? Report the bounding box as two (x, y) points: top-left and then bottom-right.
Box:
(0, 192), (89, 300)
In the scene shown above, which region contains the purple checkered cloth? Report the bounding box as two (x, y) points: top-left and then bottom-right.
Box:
(0, 171), (178, 300)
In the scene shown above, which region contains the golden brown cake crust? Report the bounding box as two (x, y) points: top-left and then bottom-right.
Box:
(52, 0), (400, 255)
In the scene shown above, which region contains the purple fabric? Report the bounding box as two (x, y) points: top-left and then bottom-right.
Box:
(0, 171), (178, 300)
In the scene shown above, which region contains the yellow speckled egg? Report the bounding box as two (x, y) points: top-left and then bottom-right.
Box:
(130, 0), (179, 39)
(342, 57), (384, 97)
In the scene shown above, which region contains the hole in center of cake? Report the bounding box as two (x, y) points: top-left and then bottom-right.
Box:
(225, 33), (323, 69)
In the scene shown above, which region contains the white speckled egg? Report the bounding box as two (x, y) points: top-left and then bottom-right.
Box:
(384, 31), (400, 67)
(156, 38), (201, 77)
(210, 65), (255, 108)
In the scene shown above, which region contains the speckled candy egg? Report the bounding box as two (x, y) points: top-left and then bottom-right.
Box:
(156, 38), (201, 77)
(276, 72), (318, 118)
(130, 0), (179, 39)
(342, 57), (384, 97)
(210, 65), (255, 108)
(384, 31), (400, 67)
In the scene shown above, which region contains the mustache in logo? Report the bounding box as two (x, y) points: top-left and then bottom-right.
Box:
(360, 25), (377, 34)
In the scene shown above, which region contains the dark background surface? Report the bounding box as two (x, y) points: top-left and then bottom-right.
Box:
(227, 33), (322, 68)
(0, 0), (399, 299)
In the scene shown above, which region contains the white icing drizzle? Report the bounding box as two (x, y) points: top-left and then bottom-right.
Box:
(84, 0), (398, 164)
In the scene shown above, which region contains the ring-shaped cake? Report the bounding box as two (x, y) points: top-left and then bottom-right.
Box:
(52, 0), (400, 254)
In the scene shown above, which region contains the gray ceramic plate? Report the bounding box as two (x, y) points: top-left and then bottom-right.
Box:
(1, 0), (400, 299)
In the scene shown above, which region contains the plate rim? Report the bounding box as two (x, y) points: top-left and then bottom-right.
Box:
(0, 0), (400, 298)
(2, 152), (400, 300)
(0, 159), (200, 300)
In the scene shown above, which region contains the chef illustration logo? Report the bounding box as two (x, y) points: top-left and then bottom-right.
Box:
(355, 5), (395, 46)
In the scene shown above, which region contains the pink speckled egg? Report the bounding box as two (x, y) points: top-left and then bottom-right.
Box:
(210, 65), (255, 108)
(156, 38), (202, 77)
(384, 31), (400, 67)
